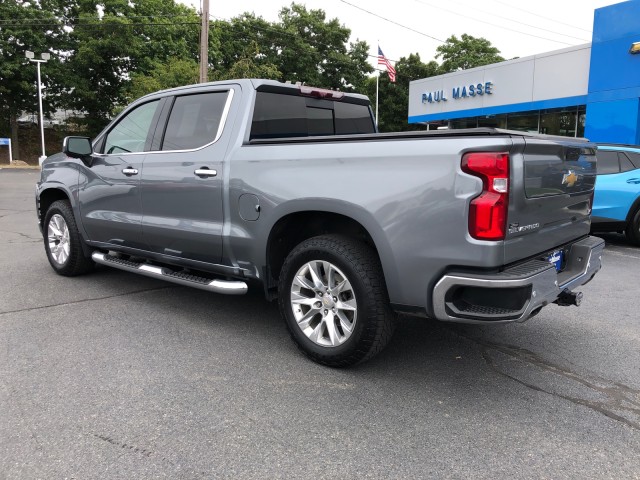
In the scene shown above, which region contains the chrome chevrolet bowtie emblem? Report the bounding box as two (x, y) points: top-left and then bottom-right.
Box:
(562, 170), (578, 188)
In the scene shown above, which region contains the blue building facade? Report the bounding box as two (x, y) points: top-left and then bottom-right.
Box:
(585, 1), (640, 144)
(408, 1), (640, 145)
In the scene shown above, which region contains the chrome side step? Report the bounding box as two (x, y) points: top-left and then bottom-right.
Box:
(91, 252), (248, 295)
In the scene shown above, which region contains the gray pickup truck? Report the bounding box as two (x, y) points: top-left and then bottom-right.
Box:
(36, 79), (604, 366)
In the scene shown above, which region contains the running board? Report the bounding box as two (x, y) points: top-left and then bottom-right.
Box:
(91, 252), (248, 295)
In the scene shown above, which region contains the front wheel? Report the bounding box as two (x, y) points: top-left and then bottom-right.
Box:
(278, 235), (396, 367)
(43, 200), (94, 276)
(625, 206), (640, 246)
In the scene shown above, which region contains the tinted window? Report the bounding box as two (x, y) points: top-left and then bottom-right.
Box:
(619, 153), (635, 173)
(251, 93), (306, 139)
(623, 151), (640, 169)
(596, 151), (620, 174)
(307, 107), (333, 136)
(250, 92), (374, 140)
(103, 100), (160, 154)
(162, 92), (228, 151)
(334, 102), (375, 134)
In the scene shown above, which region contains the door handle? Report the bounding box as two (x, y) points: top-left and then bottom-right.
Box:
(122, 167), (138, 176)
(194, 168), (217, 178)
(626, 178), (640, 184)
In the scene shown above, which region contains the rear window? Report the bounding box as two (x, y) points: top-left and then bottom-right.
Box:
(250, 92), (374, 140)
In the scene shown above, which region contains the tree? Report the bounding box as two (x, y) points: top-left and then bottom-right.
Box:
(366, 53), (440, 132)
(435, 34), (504, 73)
(274, 4), (372, 91)
(210, 4), (372, 92)
(127, 58), (200, 102)
(63, 0), (200, 135)
(0, 0), (67, 157)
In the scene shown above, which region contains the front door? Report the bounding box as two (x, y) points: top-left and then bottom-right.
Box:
(139, 89), (234, 264)
(78, 99), (162, 249)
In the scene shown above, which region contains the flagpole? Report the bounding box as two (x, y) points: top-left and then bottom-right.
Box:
(375, 41), (379, 129)
(375, 69), (379, 129)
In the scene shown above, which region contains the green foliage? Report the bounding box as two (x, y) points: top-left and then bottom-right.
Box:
(1, 0), (506, 146)
(367, 53), (440, 132)
(127, 58), (200, 101)
(273, 4), (372, 91)
(0, 0), (66, 156)
(210, 4), (372, 92)
(436, 34), (505, 73)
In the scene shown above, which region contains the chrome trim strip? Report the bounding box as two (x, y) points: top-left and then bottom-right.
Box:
(94, 88), (235, 158)
(92, 252), (248, 295)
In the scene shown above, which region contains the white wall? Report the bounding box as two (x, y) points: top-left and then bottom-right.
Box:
(408, 44), (591, 120)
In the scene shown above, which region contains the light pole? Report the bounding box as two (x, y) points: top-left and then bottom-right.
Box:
(25, 51), (50, 164)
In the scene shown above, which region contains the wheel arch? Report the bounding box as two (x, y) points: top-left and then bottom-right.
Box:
(264, 203), (399, 301)
(625, 194), (640, 224)
(39, 187), (72, 229)
(39, 186), (92, 257)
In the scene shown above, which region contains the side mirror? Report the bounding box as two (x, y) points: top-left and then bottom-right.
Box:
(62, 136), (93, 159)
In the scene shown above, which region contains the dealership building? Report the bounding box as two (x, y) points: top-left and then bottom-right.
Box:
(408, 1), (640, 145)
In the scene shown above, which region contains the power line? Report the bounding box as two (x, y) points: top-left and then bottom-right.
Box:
(412, 0), (576, 46)
(0, 21), (200, 28)
(444, 0), (589, 42)
(491, 0), (592, 33)
(0, 14), (198, 25)
(337, 0), (445, 43)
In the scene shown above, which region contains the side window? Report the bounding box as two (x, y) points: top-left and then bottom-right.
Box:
(596, 151), (620, 175)
(103, 100), (160, 154)
(619, 153), (635, 173)
(623, 152), (640, 169)
(161, 92), (228, 151)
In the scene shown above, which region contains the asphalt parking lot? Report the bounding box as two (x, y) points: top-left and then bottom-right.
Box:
(1, 168), (639, 479)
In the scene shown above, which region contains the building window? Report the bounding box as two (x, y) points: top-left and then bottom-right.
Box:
(449, 118), (478, 129)
(577, 106), (586, 137)
(445, 106), (586, 137)
(478, 115), (507, 129)
(540, 107), (578, 137)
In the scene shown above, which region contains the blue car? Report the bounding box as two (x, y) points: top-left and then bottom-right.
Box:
(591, 144), (640, 245)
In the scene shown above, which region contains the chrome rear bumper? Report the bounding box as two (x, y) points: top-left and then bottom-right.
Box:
(432, 236), (605, 323)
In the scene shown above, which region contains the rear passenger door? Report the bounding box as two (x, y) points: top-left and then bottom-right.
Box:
(594, 150), (640, 221)
(139, 88), (235, 265)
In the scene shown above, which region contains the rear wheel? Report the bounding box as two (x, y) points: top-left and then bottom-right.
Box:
(278, 235), (396, 367)
(625, 207), (640, 246)
(44, 200), (94, 276)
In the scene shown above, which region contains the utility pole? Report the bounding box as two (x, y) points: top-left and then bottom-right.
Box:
(199, 0), (210, 83)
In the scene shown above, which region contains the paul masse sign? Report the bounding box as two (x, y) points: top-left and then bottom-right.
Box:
(422, 82), (494, 104)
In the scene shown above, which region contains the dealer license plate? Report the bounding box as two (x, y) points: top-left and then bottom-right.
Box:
(546, 250), (564, 272)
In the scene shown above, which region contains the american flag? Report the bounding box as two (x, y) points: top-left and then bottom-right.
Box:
(378, 46), (396, 83)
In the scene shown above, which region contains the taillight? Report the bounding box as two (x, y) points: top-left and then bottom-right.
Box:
(461, 152), (510, 241)
(299, 85), (345, 100)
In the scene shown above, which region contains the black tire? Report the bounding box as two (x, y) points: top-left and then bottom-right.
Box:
(43, 200), (94, 276)
(625, 207), (640, 246)
(278, 235), (396, 367)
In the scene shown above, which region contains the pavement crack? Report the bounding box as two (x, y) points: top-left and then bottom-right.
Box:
(0, 285), (174, 316)
(457, 333), (640, 431)
(0, 229), (42, 241)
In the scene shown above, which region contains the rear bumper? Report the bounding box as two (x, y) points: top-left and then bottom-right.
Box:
(432, 236), (605, 323)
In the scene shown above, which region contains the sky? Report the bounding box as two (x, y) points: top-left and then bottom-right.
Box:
(180, 0), (622, 70)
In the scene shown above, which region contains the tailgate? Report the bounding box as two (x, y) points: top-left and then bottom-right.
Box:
(504, 136), (597, 264)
